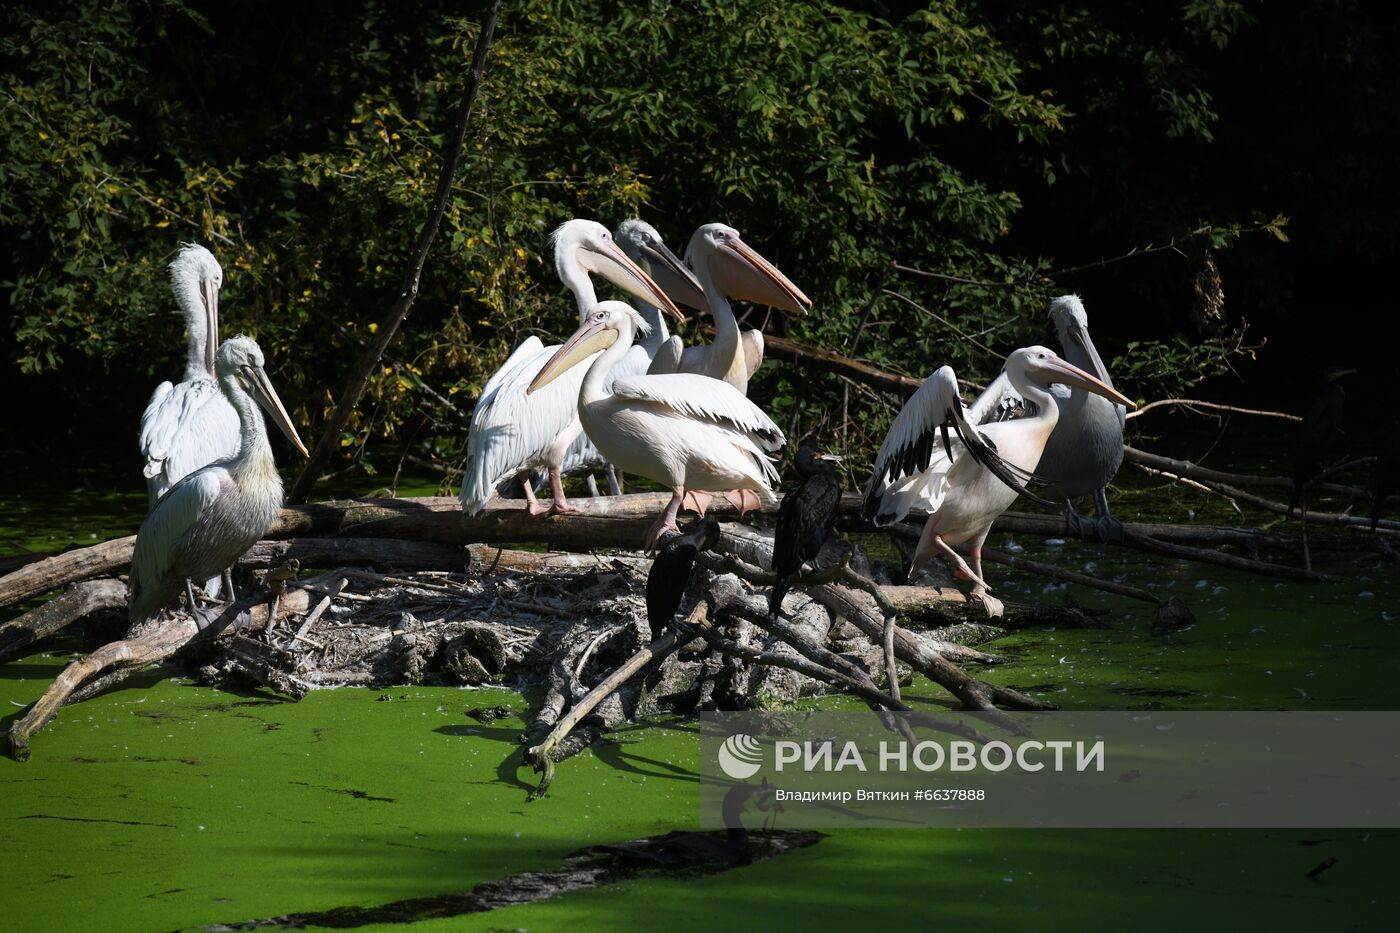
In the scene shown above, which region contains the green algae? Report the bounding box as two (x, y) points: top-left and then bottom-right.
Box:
(3, 446), (1400, 930)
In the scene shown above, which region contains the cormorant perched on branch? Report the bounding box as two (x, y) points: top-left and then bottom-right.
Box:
(645, 519), (722, 637)
(1289, 367), (1355, 518)
(770, 446), (843, 617)
(1372, 420), (1400, 531)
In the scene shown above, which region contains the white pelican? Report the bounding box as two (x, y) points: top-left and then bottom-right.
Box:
(528, 301), (785, 551)
(139, 244), (239, 505)
(648, 223), (811, 394)
(976, 296), (1128, 540)
(459, 220), (692, 516)
(128, 336), (309, 626)
(553, 219), (708, 493)
(863, 347), (1135, 617)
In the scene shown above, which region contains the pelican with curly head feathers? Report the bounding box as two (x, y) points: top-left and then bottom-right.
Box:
(529, 301), (785, 551)
(1038, 296), (1127, 539)
(648, 223), (811, 394)
(139, 244), (240, 505)
(128, 336), (308, 627)
(459, 220), (695, 516)
(863, 346), (1135, 617)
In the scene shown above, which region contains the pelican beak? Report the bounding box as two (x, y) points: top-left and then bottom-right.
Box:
(583, 240), (686, 325)
(203, 279), (220, 376)
(1063, 319), (1112, 385)
(713, 236), (812, 314)
(640, 240), (706, 313)
(527, 317), (618, 395)
(240, 364), (310, 456)
(1040, 355), (1137, 410)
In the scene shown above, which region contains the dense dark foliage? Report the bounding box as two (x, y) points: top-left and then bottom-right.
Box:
(2, 0), (1395, 481)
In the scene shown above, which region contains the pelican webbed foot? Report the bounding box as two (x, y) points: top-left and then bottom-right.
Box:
(520, 471), (551, 516)
(1064, 494), (1126, 544)
(721, 489), (761, 515)
(647, 487), (688, 554)
(682, 490), (714, 516)
(970, 585), (1005, 619)
(1090, 515), (1126, 544)
(645, 516), (682, 555)
(544, 467), (580, 515)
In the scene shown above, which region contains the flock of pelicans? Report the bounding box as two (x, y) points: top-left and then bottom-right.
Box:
(128, 221), (1138, 636)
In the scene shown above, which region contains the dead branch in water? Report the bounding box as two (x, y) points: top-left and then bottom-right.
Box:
(1124, 446), (1373, 501)
(1127, 450), (1397, 535)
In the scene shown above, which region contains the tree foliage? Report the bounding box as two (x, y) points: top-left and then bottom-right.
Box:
(2, 0), (1393, 479)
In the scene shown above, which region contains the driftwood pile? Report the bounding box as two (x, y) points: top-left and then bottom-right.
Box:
(0, 494), (1087, 763)
(3, 467), (1393, 774)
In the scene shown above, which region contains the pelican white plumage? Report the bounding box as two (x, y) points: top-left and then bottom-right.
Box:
(553, 219), (707, 491)
(648, 223), (811, 394)
(139, 244), (240, 505)
(972, 296), (1127, 540)
(128, 336), (308, 626)
(528, 301), (785, 551)
(459, 220), (693, 516)
(863, 346), (1135, 617)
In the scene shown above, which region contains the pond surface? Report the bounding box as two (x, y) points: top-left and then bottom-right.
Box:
(2, 438), (1398, 931)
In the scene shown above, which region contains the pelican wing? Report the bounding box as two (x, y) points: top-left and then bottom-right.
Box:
(129, 466), (229, 616)
(742, 329), (764, 379)
(946, 400), (1058, 508)
(610, 373), (785, 449)
(867, 367), (963, 490)
(863, 367), (1053, 525)
(480, 336), (545, 398)
(139, 378), (240, 505)
(460, 338), (594, 514)
(967, 371), (1033, 425)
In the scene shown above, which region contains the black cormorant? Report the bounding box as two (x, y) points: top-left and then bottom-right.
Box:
(645, 518), (722, 637)
(1289, 368), (1354, 518)
(770, 446), (843, 617)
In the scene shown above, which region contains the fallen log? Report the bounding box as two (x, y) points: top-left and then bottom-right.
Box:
(242, 537), (466, 572)
(0, 535), (136, 610)
(8, 465), (1369, 613)
(0, 578), (128, 662)
(7, 585), (310, 760)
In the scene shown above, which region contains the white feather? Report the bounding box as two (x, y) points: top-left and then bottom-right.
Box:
(139, 378), (240, 503)
(459, 338), (598, 514)
(610, 372), (784, 448)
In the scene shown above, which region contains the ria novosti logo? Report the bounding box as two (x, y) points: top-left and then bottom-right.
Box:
(717, 733), (764, 779)
(716, 733), (1107, 779)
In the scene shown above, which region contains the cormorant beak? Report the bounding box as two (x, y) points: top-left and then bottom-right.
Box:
(712, 236), (812, 314)
(527, 317), (618, 395)
(640, 240), (706, 313)
(240, 364), (310, 456)
(1038, 354), (1136, 409)
(582, 240), (687, 324)
(814, 452), (843, 462)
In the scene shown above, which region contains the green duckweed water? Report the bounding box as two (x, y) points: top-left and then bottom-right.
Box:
(3, 446), (1399, 931)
